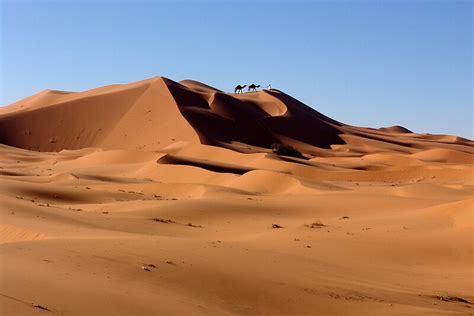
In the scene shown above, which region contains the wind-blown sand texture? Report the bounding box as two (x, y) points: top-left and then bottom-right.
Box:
(1, 77), (473, 315)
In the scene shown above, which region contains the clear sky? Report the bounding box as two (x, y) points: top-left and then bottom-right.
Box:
(1, 0), (472, 138)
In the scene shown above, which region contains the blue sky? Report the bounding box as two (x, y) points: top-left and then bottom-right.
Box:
(1, 0), (472, 138)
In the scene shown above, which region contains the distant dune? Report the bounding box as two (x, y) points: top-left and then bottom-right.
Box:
(0, 77), (472, 315)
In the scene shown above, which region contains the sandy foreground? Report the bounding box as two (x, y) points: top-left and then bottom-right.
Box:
(0, 77), (473, 315)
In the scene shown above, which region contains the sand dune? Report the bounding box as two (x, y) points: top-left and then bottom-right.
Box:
(410, 148), (474, 164)
(0, 77), (473, 315)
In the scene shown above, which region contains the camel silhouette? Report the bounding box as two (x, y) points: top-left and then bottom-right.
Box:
(234, 85), (246, 93)
(248, 84), (260, 92)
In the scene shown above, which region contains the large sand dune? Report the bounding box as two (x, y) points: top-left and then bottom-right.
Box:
(0, 77), (473, 315)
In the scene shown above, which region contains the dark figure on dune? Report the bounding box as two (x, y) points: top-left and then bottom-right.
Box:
(234, 85), (246, 93)
(248, 84), (260, 92)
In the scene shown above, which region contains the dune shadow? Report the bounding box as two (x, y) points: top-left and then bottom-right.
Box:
(157, 154), (254, 175)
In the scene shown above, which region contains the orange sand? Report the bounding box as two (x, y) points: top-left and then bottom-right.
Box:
(0, 77), (472, 315)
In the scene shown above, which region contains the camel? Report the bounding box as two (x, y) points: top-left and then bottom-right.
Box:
(234, 85), (246, 93)
(248, 84), (260, 92)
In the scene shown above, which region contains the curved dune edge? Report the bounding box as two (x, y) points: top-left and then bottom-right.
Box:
(418, 199), (474, 228)
(229, 170), (303, 194)
(410, 148), (474, 164)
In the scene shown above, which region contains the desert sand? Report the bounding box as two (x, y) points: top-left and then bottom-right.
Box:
(0, 77), (473, 315)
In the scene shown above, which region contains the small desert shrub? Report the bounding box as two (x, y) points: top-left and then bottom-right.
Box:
(305, 221), (326, 229)
(271, 143), (305, 159)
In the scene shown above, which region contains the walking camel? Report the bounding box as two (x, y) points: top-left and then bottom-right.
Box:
(248, 84), (260, 92)
(234, 85), (246, 93)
